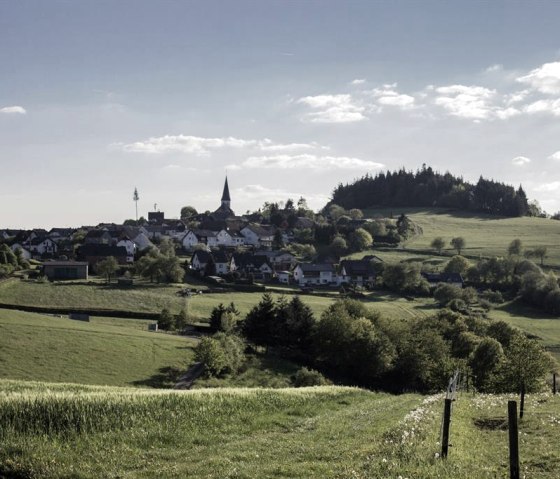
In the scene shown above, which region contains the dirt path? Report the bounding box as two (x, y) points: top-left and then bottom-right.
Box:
(174, 362), (205, 389)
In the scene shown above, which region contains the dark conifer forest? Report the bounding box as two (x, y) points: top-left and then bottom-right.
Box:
(329, 165), (530, 217)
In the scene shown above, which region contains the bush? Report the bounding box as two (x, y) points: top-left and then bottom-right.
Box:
(158, 308), (175, 331)
(195, 333), (246, 377)
(480, 289), (504, 304)
(293, 367), (329, 387)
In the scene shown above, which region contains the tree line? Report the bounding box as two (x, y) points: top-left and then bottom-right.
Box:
(195, 295), (554, 393)
(329, 165), (532, 217)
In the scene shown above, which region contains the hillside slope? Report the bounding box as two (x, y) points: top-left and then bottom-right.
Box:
(1, 380), (559, 478)
(0, 309), (196, 387)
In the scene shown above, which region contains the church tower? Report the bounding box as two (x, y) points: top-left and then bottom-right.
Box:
(212, 175), (235, 219)
(221, 176), (231, 209)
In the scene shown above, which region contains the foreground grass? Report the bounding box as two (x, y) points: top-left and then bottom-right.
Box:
(1, 380), (559, 478)
(0, 309), (196, 387)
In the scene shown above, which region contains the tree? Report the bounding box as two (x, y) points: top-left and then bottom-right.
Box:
(273, 230), (284, 249)
(158, 308), (175, 331)
(330, 235), (347, 257)
(431, 237), (446, 255)
(469, 338), (505, 391)
(508, 238), (523, 257)
(176, 308), (189, 331)
(96, 256), (118, 284)
(348, 228), (373, 252)
(348, 208), (363, 220)
(498, 333), (554, 392)
(450, 237), (466, 255)
(180, 205), (198, 220)
(243, 293), (276, 346)
(444, 255), (470, 275)
(532, 246), (548, 266)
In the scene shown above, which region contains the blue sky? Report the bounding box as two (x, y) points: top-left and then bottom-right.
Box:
(2, 1), (560, 227)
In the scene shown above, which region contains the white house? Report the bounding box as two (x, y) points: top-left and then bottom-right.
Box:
(181, 230), (200, 250)
(293, 263), (339, 286)
(28, 237), (58, 256)
(241, 225), (276, 249)
(116, 238), (136, 263)
(277, 270), (292, 284)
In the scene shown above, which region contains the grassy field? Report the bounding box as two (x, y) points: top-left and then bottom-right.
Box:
(489, 301), (560, 362)
(0, 308), (196, 387)
(364, 207), (560, 267)
(1, 379), (559, 478)
(0, 280), (337, 319)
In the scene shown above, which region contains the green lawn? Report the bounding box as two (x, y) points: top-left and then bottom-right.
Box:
(1, 380), (559, 478)
(0, 308), (196, 387)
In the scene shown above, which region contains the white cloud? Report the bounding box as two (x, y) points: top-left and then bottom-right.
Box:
(297, 94), (366, 123)
(523, 98), (560, 116)
(512, 156), (531, 166)
(548, 151), (560, 161)
(242, 154), (384, 170)
(517, 61), (560, 94)
(485, 64), (503, 73)
(0, 105), (26, 114)
(351, 78), (366, 85)
(377, 94), (415, 108)
(533, 181), (560, 192)
(118, 135), (325, 155)
(505, 90), (530, 105)
(434, 85), (496, 120)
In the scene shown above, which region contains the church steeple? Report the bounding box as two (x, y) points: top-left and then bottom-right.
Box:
(221, 176), (231, 208)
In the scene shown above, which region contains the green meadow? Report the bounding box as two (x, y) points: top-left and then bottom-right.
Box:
(0, 308), (196, 387)
(1, 380), (559, 478)
(364, 207), (560, 267)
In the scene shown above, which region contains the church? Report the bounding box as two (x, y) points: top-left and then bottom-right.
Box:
(211, 176), (235, 220)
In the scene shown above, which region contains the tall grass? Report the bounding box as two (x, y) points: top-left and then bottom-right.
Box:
(0, 379), (359, 437)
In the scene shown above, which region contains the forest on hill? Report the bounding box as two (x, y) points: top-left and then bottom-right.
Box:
(329, 165), (533, 217)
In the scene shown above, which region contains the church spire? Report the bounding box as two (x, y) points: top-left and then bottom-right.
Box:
(221, 176), (231, 207)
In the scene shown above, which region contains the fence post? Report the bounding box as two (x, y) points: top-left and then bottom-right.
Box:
(519, 384), (525, 419)
(553, 373), (557, 395)
(508, 401), (520, 479)
(441, 398), (452, 458)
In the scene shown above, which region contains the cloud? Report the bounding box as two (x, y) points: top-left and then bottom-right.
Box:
(377, 94), (415, 108)
(485, 64), (503, 73)
(297, 94), (366, 123)
(0, 105), (26, 114)
(242, 154), (384, 170)
(118, 135), (325, 155)
(434, 85), (497, 120)
(369, 84), (416, 109)
(517, 61), (560, 94)
(523, 98), (560, 116)
(512, 156), (531, 166)
(533, 181), (560, 192)
(548, 151), (560, 161)
(351, 79), (366, 85)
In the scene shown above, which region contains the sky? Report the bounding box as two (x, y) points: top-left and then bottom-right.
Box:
(2, 0), (560, 228)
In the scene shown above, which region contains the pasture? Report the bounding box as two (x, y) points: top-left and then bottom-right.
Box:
(0, 308), (196, 387)
(1, 380), (559, 478)
(364, 207), (560, 267)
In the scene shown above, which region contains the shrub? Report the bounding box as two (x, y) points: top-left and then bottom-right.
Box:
(195, 333), (246, 377)
(479, 289), (504, 304)
(293, 367), (329, 387)
(158, 308), (175, 331)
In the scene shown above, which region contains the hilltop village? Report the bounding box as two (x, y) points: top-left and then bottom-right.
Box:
(1, 177), (422, 289)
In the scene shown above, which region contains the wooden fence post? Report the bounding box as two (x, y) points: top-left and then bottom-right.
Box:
(519, 384), (525, 419)
(441, 398), (452, 458)
(508, 401), (520, 479)
(553, 373), (557, 395)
